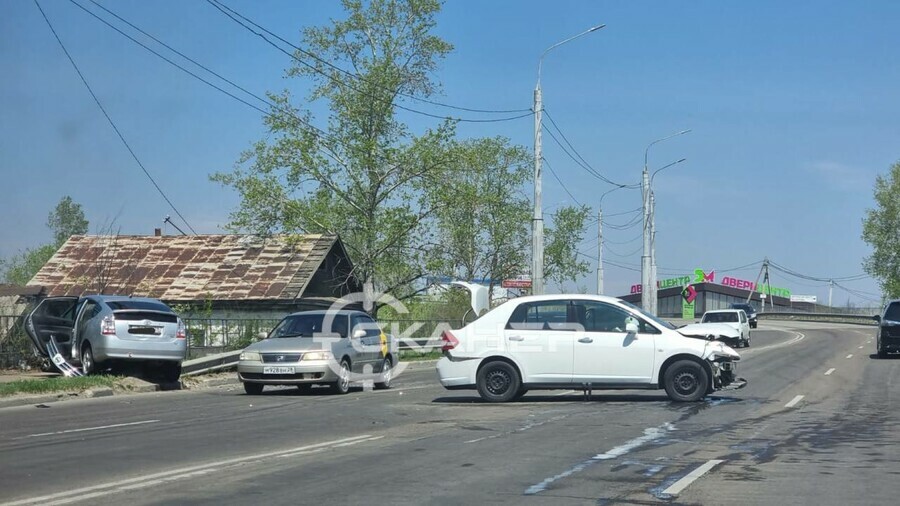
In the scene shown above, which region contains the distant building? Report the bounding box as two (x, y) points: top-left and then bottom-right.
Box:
(28, 234), (362, 319)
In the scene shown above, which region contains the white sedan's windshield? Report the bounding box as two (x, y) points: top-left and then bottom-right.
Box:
(618, 300), (676, 330)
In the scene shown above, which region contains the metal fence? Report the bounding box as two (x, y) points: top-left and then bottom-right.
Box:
(0, 314), (34, 368)
(181, 318), (453, 357)
(183, 318), (282, 356)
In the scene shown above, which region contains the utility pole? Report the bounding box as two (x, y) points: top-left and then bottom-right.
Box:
(829, 279), (834, 308)
(747, 260), (765, 305)
(531, 24), (605, 296)
(641, 169), (651, 311)
(532, 84), (544, 295)
(642, 131), (690, 314)
(597, 209), (603, 295)
(650, 192), (658, 315)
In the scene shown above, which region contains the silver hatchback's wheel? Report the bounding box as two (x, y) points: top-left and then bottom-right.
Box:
(331, 360), (351, 395)
(375, 357), (392, 390)
(663, 360), (709, 402)
(81, 343), (98, 375)
(476, 361), (521, 403)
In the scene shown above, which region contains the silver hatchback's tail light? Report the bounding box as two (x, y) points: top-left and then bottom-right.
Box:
(176, 318), (186, 339)
(101, 315), (116, 335)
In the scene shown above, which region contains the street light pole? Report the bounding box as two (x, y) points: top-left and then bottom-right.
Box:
(533, 24), (605, 296)
(642, 130), (690, 314)
(648, 157), (686, 315)
(597, 209), (603, 295)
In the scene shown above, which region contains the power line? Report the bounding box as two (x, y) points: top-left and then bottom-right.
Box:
(542, 120), (635, 188)
(205, 0), (533, 123)
(543, 109), (640, 188)
(605, 232), (642, 246)
(769, 260), (870, 283)
(34, 0), (197, 234)
(833, 280), (882, 304)
(67, 0), (359, 170)
(604, 242), (643, 259)
(543, 157), (581, 206)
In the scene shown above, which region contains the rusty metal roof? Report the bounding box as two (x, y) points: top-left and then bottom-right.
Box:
(29, 234), (342, 301)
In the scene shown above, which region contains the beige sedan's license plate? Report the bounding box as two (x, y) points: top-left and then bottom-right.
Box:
(263, 366), (294, 374)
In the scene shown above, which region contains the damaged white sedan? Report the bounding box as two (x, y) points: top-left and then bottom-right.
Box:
(437, 294), (746, 402)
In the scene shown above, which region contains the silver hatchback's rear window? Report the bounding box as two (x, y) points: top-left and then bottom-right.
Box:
(106, 300), (172, 312)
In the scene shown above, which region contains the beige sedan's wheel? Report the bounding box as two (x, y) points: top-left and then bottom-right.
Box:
(375, 357), (392, 390)
(331, 360), (351, 395)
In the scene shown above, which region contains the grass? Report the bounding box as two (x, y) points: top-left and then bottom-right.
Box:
(0, 375), (118, 397)
(399, 350), (442, 361)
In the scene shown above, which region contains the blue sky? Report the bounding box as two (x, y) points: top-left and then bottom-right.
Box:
(2, 0), (896, 306)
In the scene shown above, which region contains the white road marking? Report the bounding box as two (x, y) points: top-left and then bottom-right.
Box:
(1, 434), (376, 506)
(662, 459), (725, 496)
(741, 331), (805, 355)
(23, 420), (160, 438)
(824, 368), (835, 376)
(846, 354), (853, 359)
(554, 390), (577, 396)
(785, 395), (805, 408)
(524, 423), (675, 495)
(465, 415), (569, 444)
(859, 346), (864, 349)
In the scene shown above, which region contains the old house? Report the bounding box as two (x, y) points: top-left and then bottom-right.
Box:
(28, 234), (363, 320)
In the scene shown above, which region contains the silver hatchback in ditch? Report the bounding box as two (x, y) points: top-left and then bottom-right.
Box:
(25, 295), (187, 381)
(237, 310), (396, 395)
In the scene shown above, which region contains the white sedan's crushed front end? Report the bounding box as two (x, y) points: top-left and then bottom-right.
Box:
(702, 340), (747, 391)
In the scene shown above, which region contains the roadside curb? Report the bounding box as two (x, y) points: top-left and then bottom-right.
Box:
(400, 359), (438, 371)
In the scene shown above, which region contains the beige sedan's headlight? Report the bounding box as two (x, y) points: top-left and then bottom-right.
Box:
(301, 351), (332, 361)
(239, 351), (261, 362)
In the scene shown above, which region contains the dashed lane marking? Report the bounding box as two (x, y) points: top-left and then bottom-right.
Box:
(785, 395), (804, 408)
(21, 420), (160, 439)
(661, 459), (726, 496)
(824, 368), (835, 376)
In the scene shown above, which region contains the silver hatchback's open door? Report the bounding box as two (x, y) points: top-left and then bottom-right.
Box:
(24, 297), (83, 376)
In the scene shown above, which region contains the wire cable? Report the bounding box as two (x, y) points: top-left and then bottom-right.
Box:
(35, 0), (197, 234)
(769, 260), (870, 283)
(206, 0), (533, 123)
(543, 109), (640, 188)
(604, 242), (643, 259)
(543, 157), (581, 206)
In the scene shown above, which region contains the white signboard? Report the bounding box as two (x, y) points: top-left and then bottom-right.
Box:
(790, 294), (817, 303)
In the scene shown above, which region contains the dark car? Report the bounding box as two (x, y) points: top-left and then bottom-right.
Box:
(876, 300), (900, 357)
(730, 303), (758, 329)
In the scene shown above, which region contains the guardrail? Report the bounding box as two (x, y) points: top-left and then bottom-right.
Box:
(758, 311), (879, 326)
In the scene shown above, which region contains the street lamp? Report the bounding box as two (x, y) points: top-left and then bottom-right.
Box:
(641, 130), (690, 313)
(648, 158), (686, 314)
(532, 23), (605, 296)
(595, 186), (624, 295)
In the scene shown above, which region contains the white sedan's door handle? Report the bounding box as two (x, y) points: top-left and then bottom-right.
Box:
(578, 337), (593, 344)
(508, 335), (524, 342)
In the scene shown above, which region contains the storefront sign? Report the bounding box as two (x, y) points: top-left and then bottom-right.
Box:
(630, 267), (792, 298)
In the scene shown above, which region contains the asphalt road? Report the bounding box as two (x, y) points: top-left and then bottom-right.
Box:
(0, 321), (894, 505)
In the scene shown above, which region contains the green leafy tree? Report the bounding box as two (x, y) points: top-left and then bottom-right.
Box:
(862, 161), (900, 297)
(544, 205), (591, 291)
(1, 196), (89, 285)
(47, 195), (89, 247)
(428, 137), (531, 302)
(212, 0), (455, 300)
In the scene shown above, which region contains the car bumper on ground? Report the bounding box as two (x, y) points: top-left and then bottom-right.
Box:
(237, 360), (339, 384)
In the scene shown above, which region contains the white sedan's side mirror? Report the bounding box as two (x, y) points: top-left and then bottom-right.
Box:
(625, 321), (639, 334)
(352, 329), (367, 339)
(256, 331), (267, 341)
